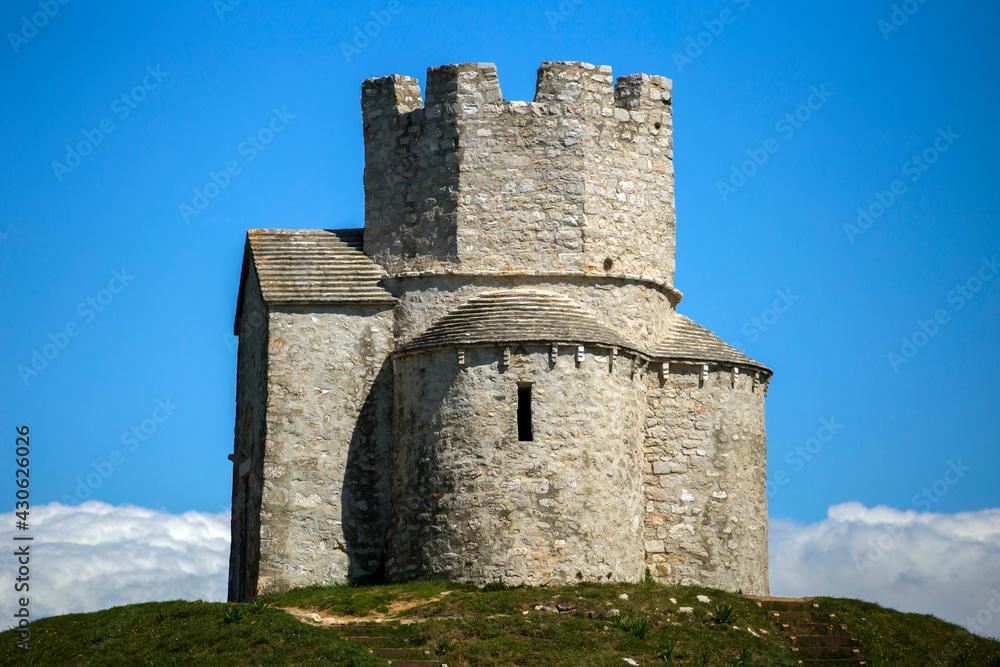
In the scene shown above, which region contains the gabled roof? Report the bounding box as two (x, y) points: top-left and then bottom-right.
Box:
(398, 289), (643, 356)
(653, 314), (771, 374)
(235, 228), (395, 333)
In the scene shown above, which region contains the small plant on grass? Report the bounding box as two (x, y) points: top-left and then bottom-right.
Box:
(482, 581), (508, 592)
(986, 654), (1000, 667)
(612, 612), (652, 639)
(957, 648), (973, 665)
(694, 652), (709, 667)
(709, 604), (737, 625)
(86, 630), (108, 646)
(436, 638), (454, 654)
(659, 644), (675, 661)
(156, 609), (169, 623)
(222, 606), (242, 624)
(249, 599), (269, 614)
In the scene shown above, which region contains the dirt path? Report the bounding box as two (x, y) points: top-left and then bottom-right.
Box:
(278, 592), (449, 626)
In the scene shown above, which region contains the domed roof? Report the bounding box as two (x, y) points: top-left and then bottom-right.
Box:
(398, 289), (642, 355)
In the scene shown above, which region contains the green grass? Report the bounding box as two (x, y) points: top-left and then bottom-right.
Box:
(0, 599), (383, 666)
(2, 581), (998, 666)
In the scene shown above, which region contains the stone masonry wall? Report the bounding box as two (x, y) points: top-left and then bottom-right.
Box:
(384, 274), (676, 354)
(257, 305), (395, 594)
(362, 62), (676, 285)
(643, 364), (769, 595)
(362, 74), (459, 267)
(386, 345), (647, 585)
(229, 264), (268, 602)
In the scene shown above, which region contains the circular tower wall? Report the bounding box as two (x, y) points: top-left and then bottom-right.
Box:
(643, 364), (769, 595)
(386, 344), (647, 586)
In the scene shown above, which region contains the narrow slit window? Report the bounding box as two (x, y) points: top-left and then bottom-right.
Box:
(517, 385), (533, 442)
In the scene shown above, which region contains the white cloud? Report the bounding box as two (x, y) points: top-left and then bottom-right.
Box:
(0, 501), (230, 628)
(770, 502), (1000, 640)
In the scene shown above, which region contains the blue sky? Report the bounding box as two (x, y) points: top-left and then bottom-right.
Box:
(1, 0), (998, 566)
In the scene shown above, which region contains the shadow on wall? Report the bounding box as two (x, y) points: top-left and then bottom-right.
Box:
(342, 357), (394, 585)
(384, 354), (466, 582)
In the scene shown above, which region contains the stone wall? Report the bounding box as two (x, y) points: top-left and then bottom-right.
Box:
(229, 264), (268, 602)
(386, 345), (647, 586)
(362, 73), (459, 268)
(643, 364), (769, 595)
(362, 62), (676, 285)
(257, 305), (395, 594)
(384, 274), (676, 354)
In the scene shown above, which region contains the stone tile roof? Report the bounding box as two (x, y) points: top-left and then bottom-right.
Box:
(653, 314), (771, 373)
(399, 289), (643, 355)
(235, 228), (395, 331)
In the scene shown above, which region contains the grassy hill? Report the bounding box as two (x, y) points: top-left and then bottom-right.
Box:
(2, 578), (998, 666)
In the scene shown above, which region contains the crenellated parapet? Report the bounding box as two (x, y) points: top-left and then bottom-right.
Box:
(361, 62), (676, 285)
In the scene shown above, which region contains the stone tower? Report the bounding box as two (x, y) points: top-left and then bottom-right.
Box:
(228, 62), (772, 602)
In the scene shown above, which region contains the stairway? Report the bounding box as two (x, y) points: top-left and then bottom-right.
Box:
(755, 598), (868, 666)
(327, 623), (447, 666)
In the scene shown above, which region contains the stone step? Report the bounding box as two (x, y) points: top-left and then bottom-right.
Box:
(770, 610), (816, 622)
(386, 661), (446, 667)
(757, 599), (820, 611)
(783, 622), (851, 634)
(345, 636), (388, 644)
(791, 635), (859, 647)
(792, 646), (866, 657)
(373, 647), (426, 658)
(328, 624), (401, 634)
